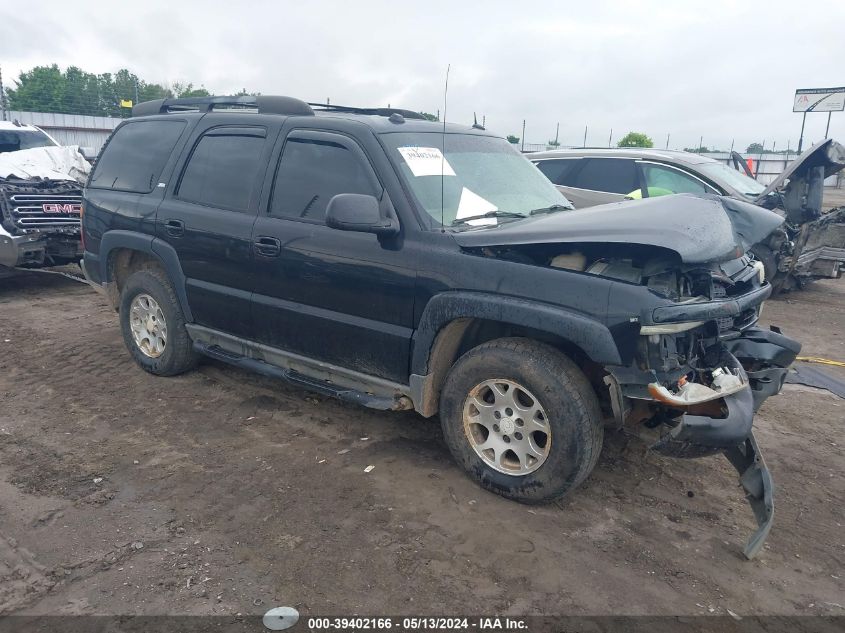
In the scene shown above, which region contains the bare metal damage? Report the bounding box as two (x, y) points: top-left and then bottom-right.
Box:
(752, 139), (845, 290)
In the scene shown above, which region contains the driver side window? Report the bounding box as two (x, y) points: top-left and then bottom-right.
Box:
(269, 135), (379, 223)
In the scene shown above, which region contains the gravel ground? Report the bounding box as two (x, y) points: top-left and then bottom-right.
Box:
(0, 270), (843, 619)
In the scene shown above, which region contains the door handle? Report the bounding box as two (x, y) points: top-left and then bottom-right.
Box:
(163, 219), (185, 237)
(254, 236), (281, 257)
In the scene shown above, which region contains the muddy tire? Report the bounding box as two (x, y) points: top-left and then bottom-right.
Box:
(119, 268), (198, 376)
(439, 337), (603, 504)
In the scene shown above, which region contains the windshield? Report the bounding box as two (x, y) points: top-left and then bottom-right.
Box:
(0, 129), (57, 153)
(382, 132), (573, 229)
(698, 162), (766, 198)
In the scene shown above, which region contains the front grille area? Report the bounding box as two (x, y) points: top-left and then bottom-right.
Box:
(712, 277), (759, 333)
(0, 179), (82, 233)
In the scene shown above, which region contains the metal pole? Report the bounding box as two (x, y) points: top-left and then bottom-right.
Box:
(825, 112), (832, 138)
(521, 120), (525, 152)
(0, 65), (6, 121)
(554, 122), (559, 145)
(755, 140), (765, 179)
(698, 135), (703, 154)
(583, 125), (587, 147)
(729, 139), (734, 153)
(482, 115), (485, 128)
(665, 133), (670, 149)
(798, 112), (807, 153)
(608, 128), (613, 147)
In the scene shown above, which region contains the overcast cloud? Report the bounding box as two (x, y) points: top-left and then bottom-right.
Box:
(1, 0), (843, 151)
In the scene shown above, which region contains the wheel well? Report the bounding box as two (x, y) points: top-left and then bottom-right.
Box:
(419, 318), (608, 416)
(106, 248), (165, 308)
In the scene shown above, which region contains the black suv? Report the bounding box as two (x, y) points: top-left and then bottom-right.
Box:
(82, 95), (800, 558)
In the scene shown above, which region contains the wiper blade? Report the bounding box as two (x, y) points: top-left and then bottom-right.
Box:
(529, 204), (573, 216)
(451, 210), (527, 226)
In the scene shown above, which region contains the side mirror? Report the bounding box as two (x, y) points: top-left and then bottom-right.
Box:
(325, 193), (399, 237)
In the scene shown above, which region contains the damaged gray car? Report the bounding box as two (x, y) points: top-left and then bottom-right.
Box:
(530, 139), (845, 291)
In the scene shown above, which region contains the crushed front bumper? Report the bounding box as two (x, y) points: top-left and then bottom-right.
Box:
(614, 325), (800, 559)
(0, 231), (50, 268)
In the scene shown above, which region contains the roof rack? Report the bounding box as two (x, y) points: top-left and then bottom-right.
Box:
(307, 103), (427, 120)
(132, 95), (315, 118)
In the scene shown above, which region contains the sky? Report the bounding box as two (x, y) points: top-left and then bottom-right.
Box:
(1, 0), (843, 151)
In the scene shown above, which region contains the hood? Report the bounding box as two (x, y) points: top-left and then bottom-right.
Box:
(755, 139), (845, 201)
(0, 145), (91, 184)
(452, 194), (784, 264)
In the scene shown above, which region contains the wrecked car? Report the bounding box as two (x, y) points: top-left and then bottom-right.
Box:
(82, 95), (799, 558)
(0, 121), (91, 272)
(530, 141), (845, 291)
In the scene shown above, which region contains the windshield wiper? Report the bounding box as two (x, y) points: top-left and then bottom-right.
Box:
(529, 204), (573, 216)
(451, 210), (527, 226)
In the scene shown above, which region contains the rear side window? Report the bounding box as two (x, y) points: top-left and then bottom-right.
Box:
(178, 133), (266, 212)
(270, 136), (377, 223)
(89, 120), (185, 193)
(534, 158), (580, 186)
(573, 158), (638, 194)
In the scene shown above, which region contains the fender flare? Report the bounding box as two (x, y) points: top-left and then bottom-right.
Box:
(98, 230), (193, 321)
(411, 291), (622, 376)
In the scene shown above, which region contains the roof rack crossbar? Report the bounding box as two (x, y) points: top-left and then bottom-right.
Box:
(132, 96), (314, 118)
(307, 103), (427, 120)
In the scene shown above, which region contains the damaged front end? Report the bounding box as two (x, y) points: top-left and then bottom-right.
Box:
(752, 139), (845, 291)
(454, 194), (800, 557)
(606, 258), (800, 559)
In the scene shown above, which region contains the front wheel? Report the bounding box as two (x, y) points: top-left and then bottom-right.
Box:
(439, 338), (603, 504)
(119, 268), (198, 376)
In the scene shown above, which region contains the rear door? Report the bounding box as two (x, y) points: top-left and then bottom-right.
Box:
(249, 125), (416, 383)
(533, 157), (641, 208)
(565, 157), (641, 207)
(156, 119), (277, 337)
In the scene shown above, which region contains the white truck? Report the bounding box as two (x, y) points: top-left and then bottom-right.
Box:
(0, 121), (92, 273)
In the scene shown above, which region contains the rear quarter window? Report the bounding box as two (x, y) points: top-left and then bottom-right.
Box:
(89, 120), (186, 193)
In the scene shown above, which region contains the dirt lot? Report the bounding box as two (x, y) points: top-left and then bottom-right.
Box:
(0, 271), (843, 619)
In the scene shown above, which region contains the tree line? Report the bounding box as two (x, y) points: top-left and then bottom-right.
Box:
(3, 64), (254, 118)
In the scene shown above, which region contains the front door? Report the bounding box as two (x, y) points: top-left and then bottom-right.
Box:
(250, 128), (416, 384)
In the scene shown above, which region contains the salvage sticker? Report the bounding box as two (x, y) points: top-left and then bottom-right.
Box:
(397, 147), (456, 177)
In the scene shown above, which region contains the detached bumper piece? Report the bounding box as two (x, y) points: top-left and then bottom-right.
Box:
(648, 326), (800, 559)
(724, 433), (773, 559)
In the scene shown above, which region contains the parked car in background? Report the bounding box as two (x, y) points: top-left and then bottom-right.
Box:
(0, 121), (92, 273)
(529, 142), (845, 291)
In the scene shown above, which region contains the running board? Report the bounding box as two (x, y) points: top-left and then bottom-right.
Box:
(193, 340), (406, 411)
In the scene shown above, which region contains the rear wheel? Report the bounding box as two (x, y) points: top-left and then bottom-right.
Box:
(439, 337), (603, 504)
(119, 268), (198, 376)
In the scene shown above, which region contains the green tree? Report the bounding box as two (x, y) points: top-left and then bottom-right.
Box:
(548, 139), (560, 147)
(419, 111), (438, 122)
(172, 82), (211, 98)
(684, 146), (710, 153)
(617, 132), (653, 148)
(507, 135), (520, 144)
(746, 142), (764, 154)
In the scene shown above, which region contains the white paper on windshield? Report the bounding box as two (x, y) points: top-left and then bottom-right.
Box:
(456, 187), (498, 225)
(397, 147), (456, 177)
